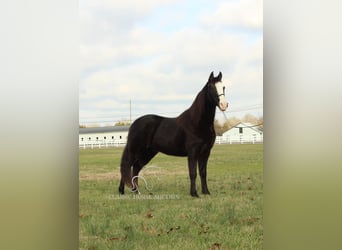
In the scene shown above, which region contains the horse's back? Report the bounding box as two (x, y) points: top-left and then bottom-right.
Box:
(126, 114), (164, 149)
(127, 114), (187, 156)
(129, 114), (164, 134)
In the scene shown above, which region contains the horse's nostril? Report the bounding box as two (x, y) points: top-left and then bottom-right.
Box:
(219, 102), (227, 111)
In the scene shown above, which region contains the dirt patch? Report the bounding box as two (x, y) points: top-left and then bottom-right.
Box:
(79, 169), (188, 181)
(79, 172), (120, 180)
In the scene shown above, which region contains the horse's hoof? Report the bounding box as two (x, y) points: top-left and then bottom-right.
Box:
(191, 191), (199, 198)
(118, 187), (124, 195)
(132, 188), (140, 194)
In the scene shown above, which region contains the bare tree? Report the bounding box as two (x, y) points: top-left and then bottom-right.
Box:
(215, 113), (263, 134)
(114, 120), (131, 126)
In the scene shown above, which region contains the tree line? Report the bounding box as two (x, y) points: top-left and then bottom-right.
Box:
(214, 113), (263, 135)
(79, 113), (263, 132)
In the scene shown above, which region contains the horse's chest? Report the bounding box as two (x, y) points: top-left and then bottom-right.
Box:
(197, 127), (216, 142)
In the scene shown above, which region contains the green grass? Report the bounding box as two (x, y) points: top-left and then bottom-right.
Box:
(79, 144), (263, 249)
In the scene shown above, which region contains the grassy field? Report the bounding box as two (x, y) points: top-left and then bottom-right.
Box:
(79, 144), (263, 249)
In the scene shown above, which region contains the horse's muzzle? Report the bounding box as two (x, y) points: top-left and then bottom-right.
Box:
(219, 101), (228, 111)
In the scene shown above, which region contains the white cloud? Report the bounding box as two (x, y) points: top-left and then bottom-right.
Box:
(80, 0), (263, 125)
(202, 0), (263, 30)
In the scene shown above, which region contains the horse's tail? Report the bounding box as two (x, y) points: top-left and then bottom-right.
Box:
(120, 146), (133, 188)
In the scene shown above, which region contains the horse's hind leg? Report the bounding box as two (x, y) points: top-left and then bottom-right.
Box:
(131, 161), (141, 193)
(131, 149), (158, 193)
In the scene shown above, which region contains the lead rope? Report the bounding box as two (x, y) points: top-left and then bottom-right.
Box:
(221, 110), (229, 123)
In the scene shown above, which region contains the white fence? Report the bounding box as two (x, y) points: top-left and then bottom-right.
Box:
(215, 134), (263, 144)
(79, 135), (263, 149)
(79, 140), (127, 149)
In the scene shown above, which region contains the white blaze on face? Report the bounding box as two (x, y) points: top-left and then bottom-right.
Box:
(215, 81), (228, 111)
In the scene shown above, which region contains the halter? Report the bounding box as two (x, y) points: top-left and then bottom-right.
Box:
(217, 86), (226, 97)
(216, 83), (228, 112)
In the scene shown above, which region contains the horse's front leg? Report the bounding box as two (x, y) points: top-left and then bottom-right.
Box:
(198, 151), (210, 195)
(187, 155), (199, 197)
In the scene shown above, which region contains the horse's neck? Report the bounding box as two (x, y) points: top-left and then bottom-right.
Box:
(179, 87), (216, 129)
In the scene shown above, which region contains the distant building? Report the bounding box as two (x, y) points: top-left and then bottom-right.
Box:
(216, 122), (263, 144)
(79, 126), (129, 148)
(79, 122), (263, 148)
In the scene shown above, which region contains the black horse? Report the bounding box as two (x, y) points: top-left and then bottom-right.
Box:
(118, 72), (228, 197)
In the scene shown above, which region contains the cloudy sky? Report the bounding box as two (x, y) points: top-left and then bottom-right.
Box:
(80, 0), (263, 126)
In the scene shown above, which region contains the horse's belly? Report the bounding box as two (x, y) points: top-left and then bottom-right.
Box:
(151, 124), (187, 156)
(158, 146), (187, 157)
(151, 136), (187, 156)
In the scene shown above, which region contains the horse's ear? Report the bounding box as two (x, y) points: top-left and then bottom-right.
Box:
(217, 72), (222, 81)
(208, 72), (214, 82)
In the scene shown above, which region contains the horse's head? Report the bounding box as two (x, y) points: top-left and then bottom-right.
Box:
(207, 71), (228, 111)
